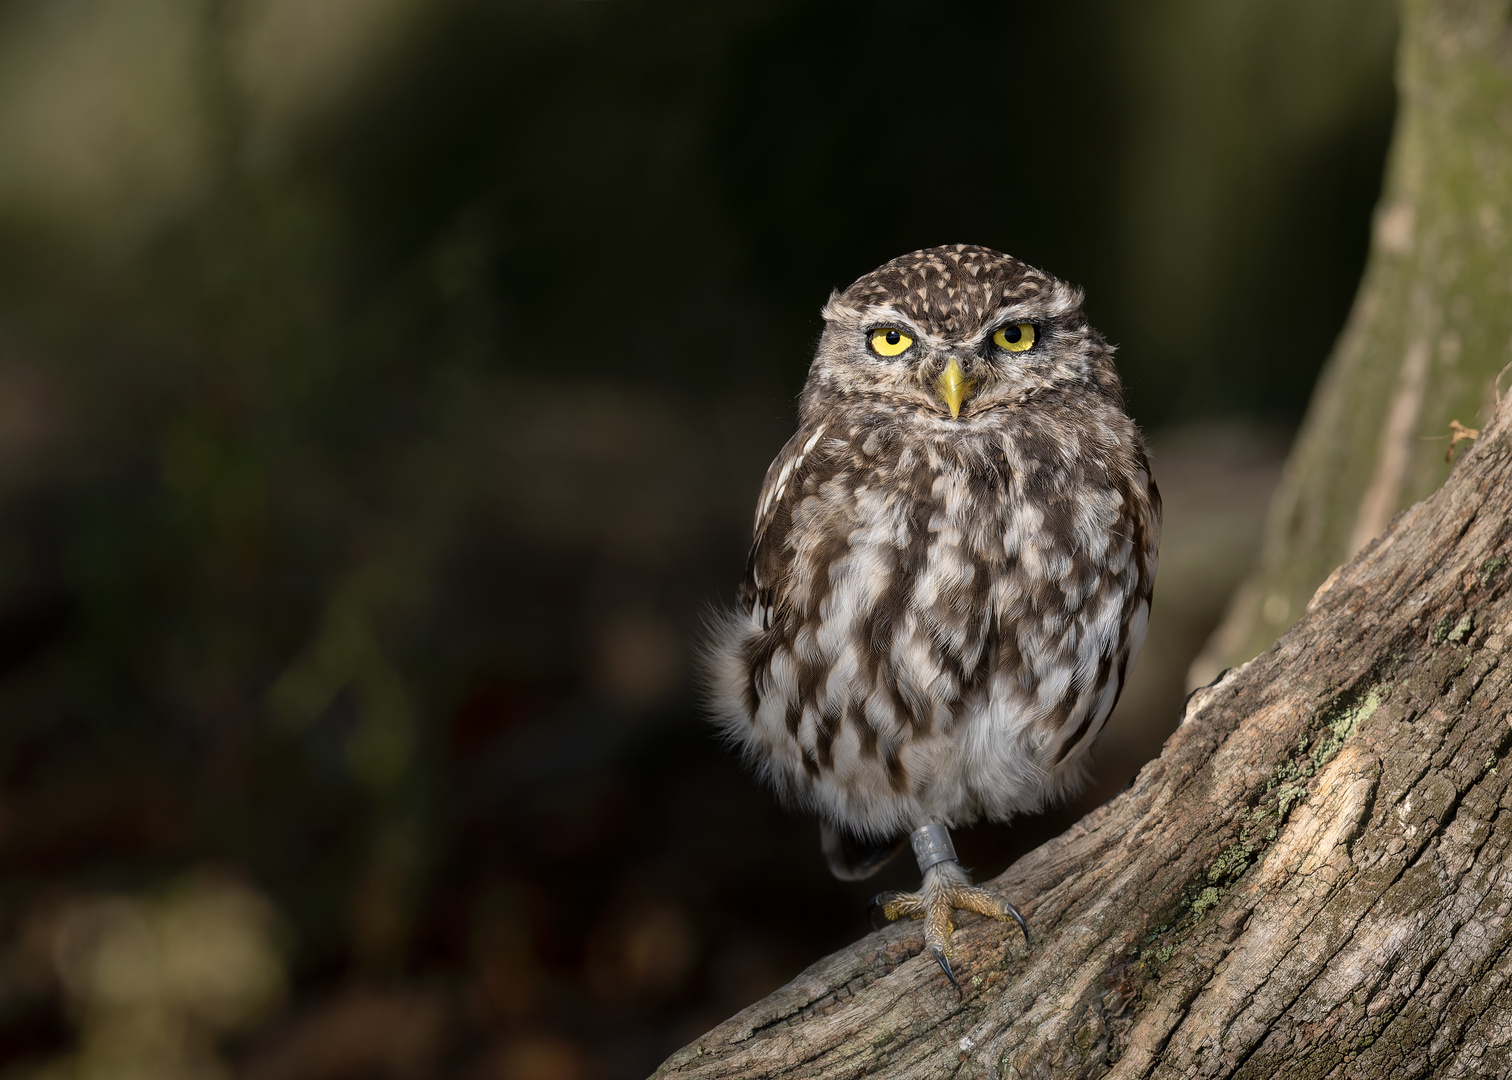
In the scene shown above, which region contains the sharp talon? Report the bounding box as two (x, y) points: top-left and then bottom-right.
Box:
(1003, 898), (1030, 945)
(927, 944), (961, 992)
(866, 862), (1026, 984)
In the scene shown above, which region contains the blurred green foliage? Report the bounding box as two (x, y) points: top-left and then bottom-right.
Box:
(0, 0), (1396, 1075)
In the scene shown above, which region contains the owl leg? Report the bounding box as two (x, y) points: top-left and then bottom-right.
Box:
(867, 824), (1028, 988)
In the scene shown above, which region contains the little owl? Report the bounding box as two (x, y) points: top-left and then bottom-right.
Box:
(707, 244), (1160, 984)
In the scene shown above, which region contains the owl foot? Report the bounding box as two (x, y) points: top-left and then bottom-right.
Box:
(867, 826), (1028, 989)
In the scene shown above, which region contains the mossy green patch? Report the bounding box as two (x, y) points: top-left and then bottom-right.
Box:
(1138, 683), (1391, 971)
(1274, 783), (1308, 818)
(1308, 684), (1386, 770)
(1190, 887), (1222, 918)
(1429, 611), (1477, 647)
(1207, 842), (1256, 885)
(1480, 556), (1508, 589)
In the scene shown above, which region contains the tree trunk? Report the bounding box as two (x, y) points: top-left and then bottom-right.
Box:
(654, 381), (1512, 1080)
(1192, 0), (1512, 684)
(654, 2), (1512, 1073)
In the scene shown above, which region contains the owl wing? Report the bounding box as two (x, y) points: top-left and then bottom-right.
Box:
(739, 420), (831, 628)
(1046, 443), (1162, 767)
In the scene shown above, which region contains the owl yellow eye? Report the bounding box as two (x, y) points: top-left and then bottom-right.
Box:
(870, 328), (914, 357)
(993, 323), (1036, 353)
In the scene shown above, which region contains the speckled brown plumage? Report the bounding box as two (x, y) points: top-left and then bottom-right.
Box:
(707, 245), (1160, 950)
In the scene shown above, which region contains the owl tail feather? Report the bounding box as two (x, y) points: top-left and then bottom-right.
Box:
(821, 822), (906, 881)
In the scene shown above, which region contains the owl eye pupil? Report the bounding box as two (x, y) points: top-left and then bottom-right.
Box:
(870, 327), (914, 356)
(1001, 325), (1022, 344)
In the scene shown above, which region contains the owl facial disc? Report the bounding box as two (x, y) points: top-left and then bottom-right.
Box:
(935, 358), (976, 419)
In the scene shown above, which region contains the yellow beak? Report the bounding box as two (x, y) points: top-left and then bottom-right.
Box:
(934, 358), (977, 419)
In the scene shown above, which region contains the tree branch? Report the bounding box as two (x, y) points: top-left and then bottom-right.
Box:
(656, 391), (1512, 1078)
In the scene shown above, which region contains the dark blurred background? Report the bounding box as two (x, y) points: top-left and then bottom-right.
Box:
(0, 1), (1397, 1078)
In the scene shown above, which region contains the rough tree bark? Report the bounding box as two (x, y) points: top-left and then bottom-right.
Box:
(654, 360), (1512, 1080)
(654, 2), (1512, 1074)
(1194, 0), (1512, 684)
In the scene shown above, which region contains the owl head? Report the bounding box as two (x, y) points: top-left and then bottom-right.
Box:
(802, 244), (1121, 423)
